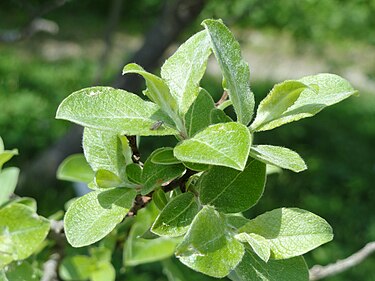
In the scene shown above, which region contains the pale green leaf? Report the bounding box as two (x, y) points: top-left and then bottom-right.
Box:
(250, 81), (308, 131)
(91, 261), (116, 281)
(0, 149), (18, 170)
(152, 193), (199, 237)
(250, 74), (357, 131)
(184, 88), (215, 137)
(142, 148), (185, 195)
(94, 169), (123, 188)
(229, 250), (309, 281)
(161, 31), (212, 115)
(202, 19), (254, 125)
(56, 86), (178, 136)
(123, 63), (178, 116)
(59, 255), (93, 280)
(174, 122), (251, 171)
(57, 154), (94, 184)
(250, 145), (307, 172)
(64, 188), (136, 247)
(151, 147), (181, 165)
(199, 158), (266, 213)
(239, 208), (333, 259)
(235, 232), (271, 262)
(0, 167), (19, 205)
(266, 164), (282, 175)
(176, 206), (244, 278)
(0, 203), (50, 263)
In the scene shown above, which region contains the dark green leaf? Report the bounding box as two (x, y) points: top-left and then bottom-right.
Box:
(125, 163), (143, 184)
(151, 147), (181, 165)
(210, 108), (232, 124)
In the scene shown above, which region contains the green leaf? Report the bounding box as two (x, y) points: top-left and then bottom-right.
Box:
(64, 188), (136, 247)
(0, 167), (19, 205)
(152, 193), (199, 237)
(0, 149), (18, 170)
(174, 122), (251, 171)
(152, 188), (169, 211)
(176, 206), (244, 278)
(210, 108), (232, 124)
(202, 19), (254, 125)
(3, 261), (40, 281)
(57, 154), (94, 184)
(225, 214), (250, 230)
(0, 137), (3, 153)
(235, 232), (270, 262)
(250, 145), (307, 172)
(161, 31), (212, 115)
(142, 148), (185, 195)
(250, 74), (357, 131)
(94, 169), (123, 189)
(124, 203), (180, 266)
(56, 86), (178, 136)
(151, 147), (181, 165)
(125, 163), (143, 184)
(90, 261), (116, 281)
(239, 208), (333, 259)
(59, 255), (93, 280)
(83, 128), (127, 178)
(0, 203), (50, 264)
(184, 88), (215, 137)
(199, 158), (266, 213)
(229, 250), (309, 281)
(249, 81), (309, 131)
(123, 63), (178, 116)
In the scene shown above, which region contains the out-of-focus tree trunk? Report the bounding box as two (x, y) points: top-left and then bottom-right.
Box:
(18, 0), (207, 191)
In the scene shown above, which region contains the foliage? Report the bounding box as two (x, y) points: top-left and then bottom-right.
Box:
(52, 19), (357, 280)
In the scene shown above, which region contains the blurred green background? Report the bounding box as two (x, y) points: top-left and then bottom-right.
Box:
(1, 0), (374, 280)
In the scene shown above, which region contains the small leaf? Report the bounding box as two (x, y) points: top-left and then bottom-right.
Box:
(199, 158), (266, 213)
(202, 19), (254, 125)
(123, 63), (178, 116)
(142, 149), (185, 195)
(250, 145), (307, 172)
(239, 208), (333, 259)
(152, 193), (199, 237)
(152, 189), (169, 211)
(57, 154), (94, 184)
(64, 188), (136, 247)
(151, 147), (181, 165)
(94, 169), (123, 188)
(56, 86), (178, 136)
(90, 261), (116, 281)
(174, 122), (251, 171)
(184, 88), (215, 137)
(59, 255), (93, 280)
(176, 206), (244, 278)
(250, 74), (357, 131)
(0, 149), (18, 170)
(235, 232), (270, 262)
(210, 108), (232, 124)
(161, 31), (212, 115)
(182, 162), (209, 172)
(229, 250), (309, 281)
(0, 167), (19, 205)
(0, 203), (50, 263)
(125, 163), (143, 184)
(250, 81), (309, 131)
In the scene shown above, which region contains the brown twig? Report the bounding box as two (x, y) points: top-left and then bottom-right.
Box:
(126, 135), (141, 164)
(215, 91), (229, 107)
(309, 241), (375, 280)
(162, 169), (197, 193)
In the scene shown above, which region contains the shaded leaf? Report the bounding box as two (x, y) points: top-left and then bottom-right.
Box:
(202, 19), (254, 125)
(125, 163), (143, 184)
(151, 147), (181, 165)
(210, 108), (232, 124)
(174, 122), (251, 171)
(59, 255), (93, 280)
(57, 154), (94, 184)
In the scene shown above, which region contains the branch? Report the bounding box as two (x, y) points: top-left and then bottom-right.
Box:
(309, 241), (375, 280)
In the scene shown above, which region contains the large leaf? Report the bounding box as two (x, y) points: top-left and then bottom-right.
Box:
(83, 128), (126, 178)
(0, 203), (50, 265)
(176, 206), (244, 278)
(250, 74), (357, 131)
(174, 122), (251, 171)
(161, 31), (212, 115)
(184, 88), (215, 137)
(239, 208), (333, 259)
(250, 81), (308, 131)
(124, 203), (180, 266)
(56, 86), (178, 136)
(250, 145), (307, 172)
(142, 148), (185, 195)
(0, 167), (19, 205)
(64, 188), (136, 247)
(202, 19), (254, 125)
(57, 154), (94, 184)
(199, 158), (266, 213)
(151, 193), (199, 237)
(229, 250), (309, 281)
(123, 63), (178, 116)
